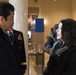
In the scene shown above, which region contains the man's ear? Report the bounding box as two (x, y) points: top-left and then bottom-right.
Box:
(0, 16), (5, 24)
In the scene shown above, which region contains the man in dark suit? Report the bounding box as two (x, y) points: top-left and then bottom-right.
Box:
(0, 1), (22, 75)
(7, 28), (27, 75)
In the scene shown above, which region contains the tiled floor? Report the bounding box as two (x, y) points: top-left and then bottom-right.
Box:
(28, 52), (50, 75)
(29, 57), (42, 75)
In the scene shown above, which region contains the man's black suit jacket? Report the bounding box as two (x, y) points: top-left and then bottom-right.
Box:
(0, 28), (22, 75)
(12, 29), (27, 74)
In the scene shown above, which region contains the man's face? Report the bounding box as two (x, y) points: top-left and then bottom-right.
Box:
(2, 11), (14, 31)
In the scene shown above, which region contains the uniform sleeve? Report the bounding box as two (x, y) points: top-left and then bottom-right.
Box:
(20, 32), (27, 74)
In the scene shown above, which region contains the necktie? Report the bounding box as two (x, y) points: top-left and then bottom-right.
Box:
(9, 32), (14, 43)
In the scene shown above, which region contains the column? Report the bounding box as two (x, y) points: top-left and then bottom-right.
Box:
(9, 0), (28, 75)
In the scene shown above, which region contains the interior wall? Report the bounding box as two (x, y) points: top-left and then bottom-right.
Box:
(28, 0), (72, 42)
(71, 0), (76, 20)
(0, 0), (8, 2)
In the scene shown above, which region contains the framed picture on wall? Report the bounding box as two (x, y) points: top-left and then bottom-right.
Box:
(28, 14), (38, 32)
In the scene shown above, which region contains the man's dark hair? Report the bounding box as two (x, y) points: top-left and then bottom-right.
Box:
(0, 1), (15, 20)
(61, 18), (76, 45)
(53, 24), (58, 39)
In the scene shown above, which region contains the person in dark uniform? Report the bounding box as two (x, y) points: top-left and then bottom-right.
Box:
(7, 27), (27, 75)
(43, 18), (76, 75)
(0, 1), (23, 75)
(13, 29), (27, 74)
(45, 24), (58, 49)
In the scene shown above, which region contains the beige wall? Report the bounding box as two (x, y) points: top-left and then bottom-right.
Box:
(0, 0), (8, 1)
(28, 0), (72, 42)
(71, 0), (76, 20)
